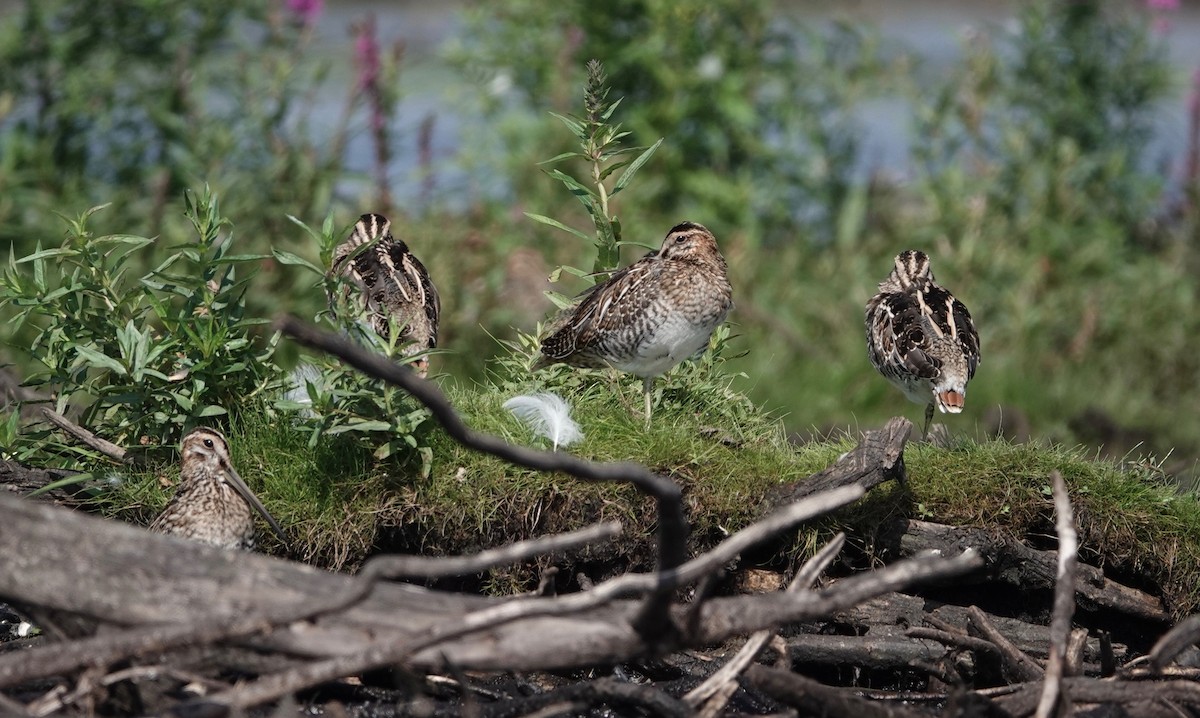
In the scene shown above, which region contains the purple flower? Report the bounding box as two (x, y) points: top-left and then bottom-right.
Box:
(1190, 69), (1200, 117)
(354, 21), (381, 92)
(284, 0), (323, 28)
(1146, 0), (1178, 34)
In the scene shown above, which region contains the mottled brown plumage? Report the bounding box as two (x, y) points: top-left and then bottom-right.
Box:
(328, 213), (441, 376)
(533, 221), (733, 421)
(150, 428), (285, 551)
(865, 250), (981, 437)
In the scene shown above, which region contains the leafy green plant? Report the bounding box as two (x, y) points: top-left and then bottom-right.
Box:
(527, 60), (662, 298)
(0, 187), (282, 457)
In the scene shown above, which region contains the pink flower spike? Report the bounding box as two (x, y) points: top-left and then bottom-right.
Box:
(1190, 69), (1200, 116)
(354, 23), (381, 91)
(284, 0), (323, 27)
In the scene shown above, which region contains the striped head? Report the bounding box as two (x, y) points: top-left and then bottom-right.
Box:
(180, 427), (235, 482)
(179, 427), (286, 544)
(331, 213), (392, 276)
(878, 250), (934, 293)
(657, 221), (723, 265)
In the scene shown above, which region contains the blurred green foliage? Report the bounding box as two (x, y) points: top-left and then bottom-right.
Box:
(448, 0), (885, 245)
(0, 0), (340, 325)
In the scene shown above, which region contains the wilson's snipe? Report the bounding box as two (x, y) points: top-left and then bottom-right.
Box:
(533, 221), (733, 422)
(328, 213), (441, 376)
(866, 250), (981, 438)
(150, 427), (285, 551)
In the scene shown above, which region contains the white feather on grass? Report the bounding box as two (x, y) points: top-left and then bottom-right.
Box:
(503, 392), (583, 450)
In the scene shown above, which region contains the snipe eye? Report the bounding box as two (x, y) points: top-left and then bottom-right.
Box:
(675, 235), (687, 244)
(203, 438), (214, 448)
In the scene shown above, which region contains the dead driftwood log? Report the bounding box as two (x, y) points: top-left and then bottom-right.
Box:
(0, 317), (1196, 717)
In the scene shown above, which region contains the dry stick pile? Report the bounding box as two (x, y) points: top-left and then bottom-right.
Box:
(0, 316), (1194, 717)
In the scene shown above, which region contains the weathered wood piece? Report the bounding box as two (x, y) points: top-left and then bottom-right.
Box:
(743, 664), (910, 718)
(0, 460), (89, 508)
(1034, 471), (1077, 718)
(684, 533), (847, 715)
(769, 415), (911, 503)
(893, 519), (1169, 622)
(0, 486), (980, 706)
(834, 593), (1129, 665)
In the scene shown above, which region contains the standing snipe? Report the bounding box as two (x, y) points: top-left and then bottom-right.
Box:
(532, 221), (733, 423)
(150, 427), (285, 551)
(328, 213), (441, 376)
(866, 250), (981, 438)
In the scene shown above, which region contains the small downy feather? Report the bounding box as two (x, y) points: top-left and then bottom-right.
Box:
(503, 392), (583, 450)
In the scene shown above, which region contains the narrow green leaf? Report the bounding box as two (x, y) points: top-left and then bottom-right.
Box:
(28, 471), (96, 497)
(559, 265), (593, 278)
(15, 247), (75, 264)
(274, 399), (311, 412)
(536, 152), (583, 166)
(543, 169), (595, 198)
(213, 253), (270, 264)
(524, 213), (591, 242)
(93, 234), (154, 249)
(271, 248), (324, 276)
(598, 158), (633, 182)
(32, 253), (46, 293)
(545, 290), (575, 309)
(548, 111), (587, 140)
(612, 138), (664, 194)
(172, 392), (194, 412)
(614, 240), (660, 252)
(74, 346), (127, 376)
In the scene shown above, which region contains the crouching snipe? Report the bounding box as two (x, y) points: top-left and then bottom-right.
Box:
(328, 213), (441, 377)
(150, 427), (285, 551)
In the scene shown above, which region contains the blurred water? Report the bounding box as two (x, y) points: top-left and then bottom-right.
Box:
(3, 0), (1198, 208)
(309, 0), (1200, 209)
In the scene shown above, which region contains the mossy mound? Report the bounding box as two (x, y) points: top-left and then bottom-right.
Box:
(105, 366), (1200, 619)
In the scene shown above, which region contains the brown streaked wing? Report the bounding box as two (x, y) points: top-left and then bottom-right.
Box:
(869, 292), (939, 378)
(540, 254), (660, 360)
(408, 251), (441, 347)
(951, 296), (980, 378)
(918, 284), (980, 378)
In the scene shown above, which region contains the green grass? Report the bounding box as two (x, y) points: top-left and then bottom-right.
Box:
(103, 413), (393, 567)
(102, 348), (1200, 618)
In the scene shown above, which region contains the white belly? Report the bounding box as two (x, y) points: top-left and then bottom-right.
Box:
(613, 312), (717, 378)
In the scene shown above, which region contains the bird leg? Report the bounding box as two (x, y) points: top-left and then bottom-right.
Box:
(643, 376), (654, 426)
(922, 402), (935, 441)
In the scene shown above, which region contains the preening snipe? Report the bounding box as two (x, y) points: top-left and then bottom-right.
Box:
(328, 213), (441, 376)
(866, 250), (981, 438)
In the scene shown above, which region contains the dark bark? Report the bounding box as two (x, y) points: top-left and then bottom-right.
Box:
(888, 519), (1168, 623)
(743, 664), (913, 718)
